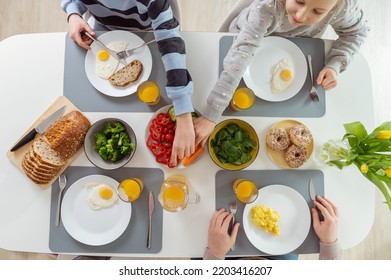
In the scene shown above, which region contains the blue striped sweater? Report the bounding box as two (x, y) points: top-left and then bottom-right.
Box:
(61, 0), (193, 115)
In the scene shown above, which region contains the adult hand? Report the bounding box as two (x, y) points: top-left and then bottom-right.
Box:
(194, 116), (216, 147)
(207, 209), (240, 259)
(316, 67), (338, 90)
(68, 13), (95, 50)
(170, 113), (195, 166)
(312, 196), (339, 244)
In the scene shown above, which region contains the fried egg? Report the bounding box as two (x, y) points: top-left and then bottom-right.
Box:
(95, 41), (128, 79)
(86, 182), (119, 210)
(271, 58), (294, 94)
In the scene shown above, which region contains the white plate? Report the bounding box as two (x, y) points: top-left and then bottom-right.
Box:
(243, 184), (311, 255)
(61, 174), (132, 246)
(243, 36), (307, 102)
(85, 30), (153, 97)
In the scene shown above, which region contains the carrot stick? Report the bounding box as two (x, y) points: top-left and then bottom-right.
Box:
(182, 145), (204, 166)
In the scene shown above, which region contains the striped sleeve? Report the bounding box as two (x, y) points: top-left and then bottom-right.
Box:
(61, 0), (87, 18)
(146, 0), (194, 115)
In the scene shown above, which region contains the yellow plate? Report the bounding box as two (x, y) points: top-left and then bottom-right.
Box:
(265, 119), (313, 169)
(208, 119), (259, 171)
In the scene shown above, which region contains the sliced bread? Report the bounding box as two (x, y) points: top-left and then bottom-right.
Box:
(21, 140), (63, 186)
(108, 59), (143, 87)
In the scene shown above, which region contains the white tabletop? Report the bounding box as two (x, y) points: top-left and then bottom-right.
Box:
(0, 32), (375, 257)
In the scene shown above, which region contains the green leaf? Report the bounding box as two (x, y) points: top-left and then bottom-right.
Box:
(373, 121), (391, 132)
(354, 163), (391, 212)
(344, 122), (368, 142)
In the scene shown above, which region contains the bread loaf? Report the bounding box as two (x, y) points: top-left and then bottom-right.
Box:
(21, 110), (91, 186)
(108, 59), (143, 87)
(44, 110), (91, 160)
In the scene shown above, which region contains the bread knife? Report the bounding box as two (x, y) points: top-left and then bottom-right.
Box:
(10, 105), (67, 152)
(308, 178), (324, 221)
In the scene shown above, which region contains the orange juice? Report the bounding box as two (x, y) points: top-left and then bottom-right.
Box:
(232, 179), (258, 203)
(118, 178), (144, 202)
(158, 175), (200, 212)
(163, 185), (186, 203)
(137, 81), (160, 105)
(230, 88), (255, 111)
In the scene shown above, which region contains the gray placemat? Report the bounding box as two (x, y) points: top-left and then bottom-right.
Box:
(216, 169), (324, 256)
(63, 32), (170, 112)
(219, 36), (326, 117)
(49, 166), (164, 254)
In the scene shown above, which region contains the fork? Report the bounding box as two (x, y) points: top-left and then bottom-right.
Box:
(55, 174), (67, 227)
(307, 55), (320, 102)
(229, 201), (237, 251)
(116, 38), (156, 60)
(82, 31), (127, 66)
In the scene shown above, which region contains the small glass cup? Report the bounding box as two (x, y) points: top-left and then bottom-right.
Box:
(117, 178), (144, 202)
(232, 179), (258, 204)
(230, 87), (255, 111)
(137, 81), (160, 106)
(158, 175), (200, 212)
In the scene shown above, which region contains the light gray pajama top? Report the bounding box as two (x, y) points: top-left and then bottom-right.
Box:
(204, 0), (369, 123)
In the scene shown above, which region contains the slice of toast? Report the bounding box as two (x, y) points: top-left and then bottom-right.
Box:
(108, 59), (143, 87)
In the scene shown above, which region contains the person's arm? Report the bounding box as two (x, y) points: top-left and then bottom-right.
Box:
(202, 0), (280, 124)
(147, 0), (195, 164)
(61, 0), (94, 49)
(203, 209), (239, 260)
(312, 196), (343, 260)
(325, 0), (369, 74)
(61, 0), (87, 20)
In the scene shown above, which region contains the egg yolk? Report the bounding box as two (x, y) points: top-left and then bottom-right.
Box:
(99, 187), (113, 200)
(97, 50), (110, 61)
(280, 69), (292, 81)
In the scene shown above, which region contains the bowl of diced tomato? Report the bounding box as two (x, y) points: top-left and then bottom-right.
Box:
(145, 105), (201, 168)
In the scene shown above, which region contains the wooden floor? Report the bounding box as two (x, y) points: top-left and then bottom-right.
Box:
(0, 0), (390, 260)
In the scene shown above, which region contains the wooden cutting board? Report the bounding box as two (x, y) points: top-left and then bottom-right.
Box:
(7, 96), (90, 189)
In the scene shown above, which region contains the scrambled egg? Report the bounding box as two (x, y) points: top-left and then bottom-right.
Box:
(250, 205), (281, 236)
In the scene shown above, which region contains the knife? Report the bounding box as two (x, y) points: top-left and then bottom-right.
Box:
(308, 178), (324, 221)
(10, 105), (67, 152)
(147, 190), (155, 249)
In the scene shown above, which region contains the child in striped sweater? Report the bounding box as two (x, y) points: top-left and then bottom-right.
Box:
(62, 0), (195, 165)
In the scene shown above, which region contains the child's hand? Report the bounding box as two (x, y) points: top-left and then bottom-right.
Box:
(68, 14), (95, 50)
(194, 116), (216, 147)
(170, 113), (195, 166)
(316, 67), (338, 90)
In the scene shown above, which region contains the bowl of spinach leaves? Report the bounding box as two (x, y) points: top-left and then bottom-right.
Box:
(208, 119), (259, 170)
(84, 118), (137, 170)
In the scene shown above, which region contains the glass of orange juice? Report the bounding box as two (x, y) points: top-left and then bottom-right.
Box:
(232, 179), (258, 203)
(230, 87), (255, 111)
(117, 178), (144, 202)
(137, 81), (160, 105)
(158, 175), (200, 212)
